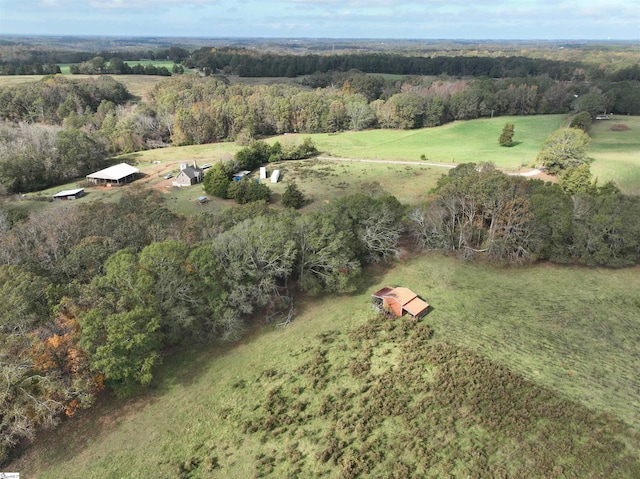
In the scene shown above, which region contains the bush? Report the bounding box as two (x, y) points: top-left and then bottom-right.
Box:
(611, 123), (630, 131)
(281, 182), (306, 209)
(498, 122), (515, 147)
(227, 177), (271, 204)
(570, 111), (592, 132)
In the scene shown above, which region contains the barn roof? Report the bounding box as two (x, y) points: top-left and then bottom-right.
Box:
(87, 163), (139, 181)
(53, 188), (84, 198)
(372, 286), (429, 318)
(403, 297), (430, 317)
(373, 286), (416, 306)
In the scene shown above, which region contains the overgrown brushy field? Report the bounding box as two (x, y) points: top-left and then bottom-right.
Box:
(13, 255), (640, 478)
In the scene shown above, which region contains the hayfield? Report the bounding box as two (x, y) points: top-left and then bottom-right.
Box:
(297, 115), (568, 169)
(11, 254), (640, 478)
(588, 115), (640, 194)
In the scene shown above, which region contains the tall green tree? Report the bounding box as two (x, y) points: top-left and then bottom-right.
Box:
(499, 122), (515, 147)
(79, 307), (162, 392)
(292, 213), (360, 294)
(281, 182), (306, 209)
(537, 128), (590, 175)
(203, 161), (233, 199)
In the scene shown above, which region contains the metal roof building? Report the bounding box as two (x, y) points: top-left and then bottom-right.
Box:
(52, 188), (85, 200)
(86, 163), (140, 186)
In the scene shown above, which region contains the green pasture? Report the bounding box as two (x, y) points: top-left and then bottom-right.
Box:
(588, 115), (640, 194)
(123, 60), (176, 69)
(290, 115), (568, 170)
(13, 254), (640, 478)
(56, 61), (188, 75)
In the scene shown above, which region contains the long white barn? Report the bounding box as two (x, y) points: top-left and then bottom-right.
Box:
(87, 163), (140, 186)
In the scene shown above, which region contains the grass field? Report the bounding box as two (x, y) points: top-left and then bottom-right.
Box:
(588, 115), (640, 194)
(12, 254), (640, 478)
(294, 115), (568, 169)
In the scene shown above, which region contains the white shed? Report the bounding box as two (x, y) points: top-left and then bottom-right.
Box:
(53, 188), (85, 200)
(270, 169), (280, 183)
(260, 167), (267, 180)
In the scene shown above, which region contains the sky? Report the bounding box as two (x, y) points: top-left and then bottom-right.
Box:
(0, 0), (638, 40)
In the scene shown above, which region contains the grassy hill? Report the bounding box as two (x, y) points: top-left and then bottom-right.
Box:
(306, 115), (568, 169)
(12, 254), (640, 478)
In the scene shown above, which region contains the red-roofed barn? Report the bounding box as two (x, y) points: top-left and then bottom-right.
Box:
(372, 286), (429, 319)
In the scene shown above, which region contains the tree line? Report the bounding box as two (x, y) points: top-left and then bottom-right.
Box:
(408, 164), (640, 266)
(0, 46), (190, 75)
(68, 57), (173, 76)
(187, 49), (585, 79)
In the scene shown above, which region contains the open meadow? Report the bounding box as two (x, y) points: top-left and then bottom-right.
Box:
(297, 115), (569, 169)
(12, 254), (640, 478)
(588, 115), (640, 194)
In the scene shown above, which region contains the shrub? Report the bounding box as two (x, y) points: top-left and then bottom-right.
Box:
(611, 123), (630, 131)
(570, 111), (592, 132)
(281, 182), (306, 209)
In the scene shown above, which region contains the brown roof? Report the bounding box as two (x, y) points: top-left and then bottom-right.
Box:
(403, 297), (430, 317)
(372, 286), (429, 315)
(373, 287), (417, 305)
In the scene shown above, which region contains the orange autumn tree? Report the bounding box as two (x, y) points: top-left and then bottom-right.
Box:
(30, 300), (104, 417)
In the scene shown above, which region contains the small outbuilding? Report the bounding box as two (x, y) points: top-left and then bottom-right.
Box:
(270, 169), (280, 183)
(53, 188), (85, 200)
(371, 286), (429, 319)
(233, 170), (251, 181)
(87, 163), (140, 186)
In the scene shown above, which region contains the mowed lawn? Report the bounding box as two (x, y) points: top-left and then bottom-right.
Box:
(588, 115), (640, 194)
(12, 254), (640, 478)
(298, 115), (568, 169)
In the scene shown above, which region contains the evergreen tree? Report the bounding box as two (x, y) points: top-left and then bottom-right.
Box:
(499, 122), (515, 147)
(281, 182), (306, 209)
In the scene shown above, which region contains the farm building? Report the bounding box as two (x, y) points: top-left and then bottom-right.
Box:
(371, 286), (429, 319)
(53, 188), (85, 200)
(233, 170), (251, 181)
(172, 162), (204, 187)
(87, 163), (140, 186)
